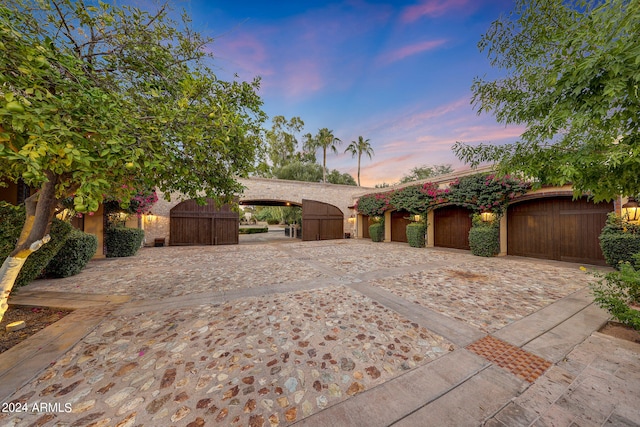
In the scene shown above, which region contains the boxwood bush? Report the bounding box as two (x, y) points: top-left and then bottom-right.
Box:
(599, 213), (640, 268)
(369, 223), (384, 242)
(468, 215), (500, 257)
(105, 227), (145, 257)
(406, 222), (426, 248)
(239, 227), (268, 234)
(0, 202), (72, 287)
(45, 229), (97, 277)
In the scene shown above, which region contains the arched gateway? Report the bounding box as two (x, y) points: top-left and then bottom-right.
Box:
(142, 178), (371, 246)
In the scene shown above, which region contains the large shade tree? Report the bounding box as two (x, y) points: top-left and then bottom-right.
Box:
(453, 0), (640, 202)
(0, 0), (265, 321)
(344, 136), (374, 186)
(398, 164), (453, 184)
(265, 115), (304, 170)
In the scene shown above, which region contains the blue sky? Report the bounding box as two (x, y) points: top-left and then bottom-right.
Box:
(182, 0), (522, 186)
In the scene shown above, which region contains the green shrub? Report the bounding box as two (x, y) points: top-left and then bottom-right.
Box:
(45, 229), (97, 277)
(599, 212), (640, 270)
(590, 254), (640, 330)
(468, 215), (500, 257)
(105, 227), (144, 257)
(406, 222), (426, 248)
(239, 227), (268, 234)
(0, 203), (73, 287)
(369, 223), (384, 242)
(600, 234), (640, 268)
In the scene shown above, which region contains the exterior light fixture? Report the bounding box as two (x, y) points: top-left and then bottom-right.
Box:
(348, 215), (356, 224)
(622, 197), (640, 223)
(480, 211), (496, 222)
(414, 215), (421, 222)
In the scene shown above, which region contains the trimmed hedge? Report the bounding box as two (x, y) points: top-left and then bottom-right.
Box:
(599, 233), (640, 268)
(0, 203), (73, 287)
(406, 222), (426, 248)
(45, 229), (97, 277)
(105, 227), (145, 257)
(369, 223), (384, 242)
(239, 227), (268, 234)
(469, 224), (500, 257)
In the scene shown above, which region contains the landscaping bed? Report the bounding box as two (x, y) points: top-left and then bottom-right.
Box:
(0, 306), (72, 354)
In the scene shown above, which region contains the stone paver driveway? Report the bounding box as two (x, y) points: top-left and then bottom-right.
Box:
(1, 239), (637, 426)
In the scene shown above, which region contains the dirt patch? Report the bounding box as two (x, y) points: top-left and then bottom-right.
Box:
(446, 270), (488, 281)
(599, 321), (640, 345)
(0, 306), (72, 353)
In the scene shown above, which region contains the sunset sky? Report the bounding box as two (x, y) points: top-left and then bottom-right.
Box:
(183, 0), (521, 187)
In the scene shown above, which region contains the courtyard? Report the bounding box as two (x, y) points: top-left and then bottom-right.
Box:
(0, 239), (638, 426)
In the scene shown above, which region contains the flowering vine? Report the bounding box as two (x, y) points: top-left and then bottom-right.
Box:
(355, 173), (530, 218)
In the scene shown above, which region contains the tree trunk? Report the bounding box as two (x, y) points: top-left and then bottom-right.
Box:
(357, 154), (361, 186)
(0, 174), (59, 323)
(322, 148), (327, 183)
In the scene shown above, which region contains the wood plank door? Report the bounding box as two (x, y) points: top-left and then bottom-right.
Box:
(302, 199), (344, 241)
(433, 205), (473, 250)
(169, 198), (238, 246)
(391, 210), (412, 242)
(507, 197), (612, 265)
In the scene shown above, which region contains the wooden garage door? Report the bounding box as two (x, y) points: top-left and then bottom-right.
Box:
(434, 205), (473, 250)
(362, 215), (371, 239)
(302, 199), (344, 241)
(391, 210), (412, 242)
(170, 199), (239, 246)
(507, 197), (612, 265)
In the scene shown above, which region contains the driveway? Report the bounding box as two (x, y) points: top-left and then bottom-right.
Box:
(1, 239), (638, 426)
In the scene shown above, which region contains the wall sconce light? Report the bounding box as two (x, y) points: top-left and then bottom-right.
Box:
(480, 211), (496, 222)
(622, 197), (640, 223)
(414, 215), (421, 222)
(347, 215), (356, 224)
(145, 213), (157, 223)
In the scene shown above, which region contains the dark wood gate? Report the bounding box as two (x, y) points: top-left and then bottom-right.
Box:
(391, 210), (412, 242)
(361, 215), (374, 239)
(170, 199), (238, 245)
(302, 199), (344, 241)
(507, 196), (612, 265)
(434, 205), (473, 250)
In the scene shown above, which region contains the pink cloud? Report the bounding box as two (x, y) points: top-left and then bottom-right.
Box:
(281, 59), (325, 97)
(377, 39), (447, 65)
(401, 0), (470, 23)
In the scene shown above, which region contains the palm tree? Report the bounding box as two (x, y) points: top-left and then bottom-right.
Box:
(308, 128), (341, 183)
(344, 136), (374, 186)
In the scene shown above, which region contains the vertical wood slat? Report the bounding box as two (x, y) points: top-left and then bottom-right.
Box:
(434, 206), (473, 250)
(302, 199), (344, 241)
(390, 210), (412, 243)
(169, 199), (238, 246)
(507, 197), (612, 265)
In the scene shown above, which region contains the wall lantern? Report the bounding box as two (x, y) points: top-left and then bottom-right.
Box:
(414, 215), (421, 222)
(480, 211), (496, 222)
(622, 197), (640, 223)
(347, 215), (356, 224)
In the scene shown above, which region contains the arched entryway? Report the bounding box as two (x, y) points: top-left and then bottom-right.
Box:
(434, 205), (473, 250)
(169, 199), (239, 245)
(507, 196), (613, 265)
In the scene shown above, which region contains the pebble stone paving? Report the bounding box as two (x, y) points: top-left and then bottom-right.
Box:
(369, 260), (588, 333)
(0, 239), (596, 426)
(2, 286), (451, 426)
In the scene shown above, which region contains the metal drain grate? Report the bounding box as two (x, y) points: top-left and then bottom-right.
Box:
(466, 335), (552, 383)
